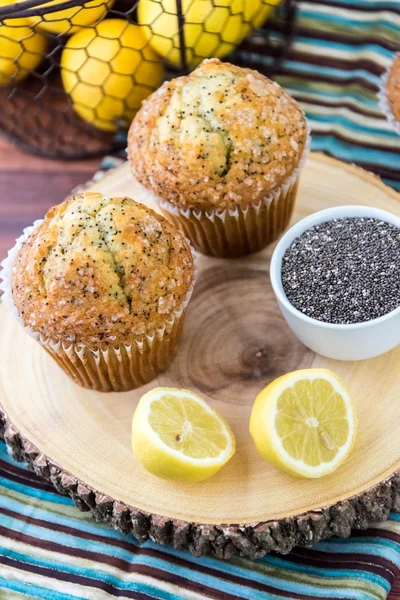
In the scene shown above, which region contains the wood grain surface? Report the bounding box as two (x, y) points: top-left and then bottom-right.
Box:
(0, 139), (399, 590)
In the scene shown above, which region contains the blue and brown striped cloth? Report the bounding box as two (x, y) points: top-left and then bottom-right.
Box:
(1, 0), (400, 598)
(0, 440), (400, 599)
(239, 0), (400, 190)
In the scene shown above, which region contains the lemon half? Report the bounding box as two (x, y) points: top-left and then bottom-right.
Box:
(132, 388), (236, 483)
(250, 369), (357, 479)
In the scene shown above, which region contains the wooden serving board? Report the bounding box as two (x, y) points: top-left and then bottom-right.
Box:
(1, 153), (400, 559)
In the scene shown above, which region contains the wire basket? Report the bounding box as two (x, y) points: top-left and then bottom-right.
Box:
(0, 0), (296, 159)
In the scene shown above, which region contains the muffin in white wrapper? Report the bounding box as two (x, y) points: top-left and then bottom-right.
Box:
(0, 193), (195, 393)
(128, 59), (310, 258)
(378, 53), (400, 136)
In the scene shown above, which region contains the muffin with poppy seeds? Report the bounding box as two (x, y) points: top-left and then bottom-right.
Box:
(379, 53), (400, 135)
(6, 192), (195, 392)
(128, 58), (309, 258)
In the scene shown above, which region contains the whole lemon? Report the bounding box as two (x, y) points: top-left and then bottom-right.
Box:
(137, 0), (244, 68)
(0, 0), (48, 86)
(61, 19), (165, 132)
(242, 0), (281, 36)
(18, 0), (114, 36)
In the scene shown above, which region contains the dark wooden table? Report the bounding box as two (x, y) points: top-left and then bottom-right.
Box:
(0, 137), (399, 600)
(0, 137), (100, 261)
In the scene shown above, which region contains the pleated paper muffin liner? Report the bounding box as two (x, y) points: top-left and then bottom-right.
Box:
(378, 54), (400, 136)
(0, 220), (196, 393)
(158, 132), (311, 258)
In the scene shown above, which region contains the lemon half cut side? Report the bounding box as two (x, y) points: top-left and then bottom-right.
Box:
(250, 369), (357, 479)
(132, 387), (236, 483)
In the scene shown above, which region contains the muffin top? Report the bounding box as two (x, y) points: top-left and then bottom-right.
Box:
(128, 58), (307, 212)
(386, 53), (400, 122)
(11, 193), (194, 346)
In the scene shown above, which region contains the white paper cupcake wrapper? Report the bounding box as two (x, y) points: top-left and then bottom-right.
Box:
(157, 131), (311, 258)
(0, 215), (197, 392)
(0, 219), (44, 339)
(378, 54), (400, 136)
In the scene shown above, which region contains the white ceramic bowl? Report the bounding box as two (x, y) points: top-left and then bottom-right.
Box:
(270, 205), (400, 361)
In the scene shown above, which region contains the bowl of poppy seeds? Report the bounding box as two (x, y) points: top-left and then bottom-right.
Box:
(270, 205), (400, 360)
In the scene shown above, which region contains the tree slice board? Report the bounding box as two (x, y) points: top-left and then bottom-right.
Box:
(1, 153), (400, 559)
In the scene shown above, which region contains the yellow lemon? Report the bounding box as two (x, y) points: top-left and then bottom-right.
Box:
(0, 0), (47, 86)
(242, 0), (282, 36)
(137, 0), (244, 68)
(18, 0), (114, 36)
(61, 19), (164, 132)
(132, 388), (236, 483)
(250, 369), (357, 479)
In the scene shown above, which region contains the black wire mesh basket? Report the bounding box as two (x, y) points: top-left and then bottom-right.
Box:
(0, 0), (296, 159)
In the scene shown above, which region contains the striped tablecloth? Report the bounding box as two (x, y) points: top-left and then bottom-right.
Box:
(236, 0), (400, 190)
(1, 0), (400, 598)
(1, 440), (400, 599)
